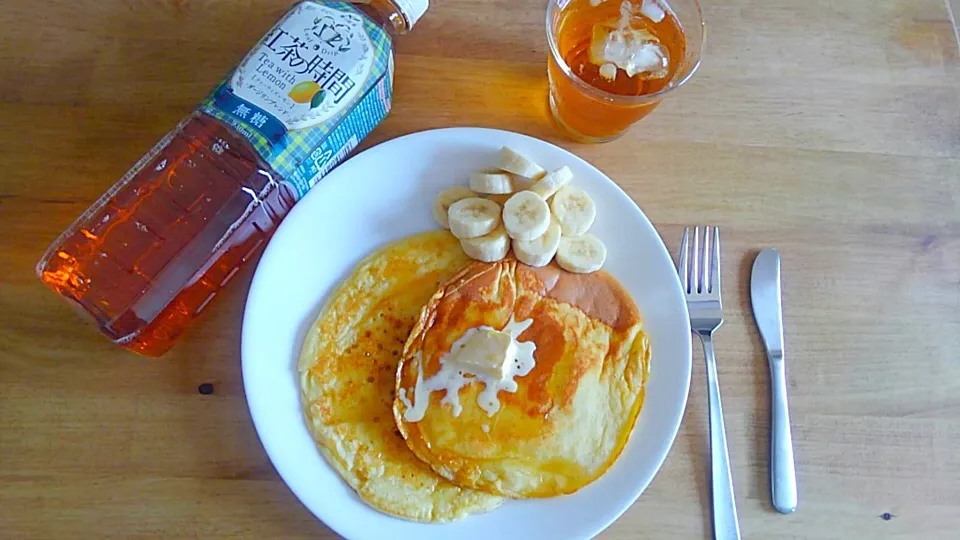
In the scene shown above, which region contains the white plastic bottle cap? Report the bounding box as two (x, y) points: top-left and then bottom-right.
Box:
(394, 0), (429, 29)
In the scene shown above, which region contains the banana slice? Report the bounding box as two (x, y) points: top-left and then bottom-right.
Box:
(484, 193), (512, 206)
(513, 218), (561, 267)
(510, 173), (535, 191)
(497, 146), (546, 180)
(470, 171), (514, 194)
(502, 191), (551, 241)
(530, 166), (574, 199)
(460, 223), (510, 262)
(551, 186), (596, 236)
(556, 234), (607, 273)
(432, 186), (478, 229)
(482, 173), (533, 204)
(448, 197), (502, 239)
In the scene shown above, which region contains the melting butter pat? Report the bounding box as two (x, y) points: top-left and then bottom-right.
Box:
(399, 316), (537, 421)
(449, 328), (516, 380)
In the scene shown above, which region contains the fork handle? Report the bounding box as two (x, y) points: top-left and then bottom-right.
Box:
(769, 352), (798, 513)
(700, 334), (741, 540)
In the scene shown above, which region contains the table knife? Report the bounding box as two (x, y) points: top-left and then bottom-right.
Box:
(750, 248), (798, 514)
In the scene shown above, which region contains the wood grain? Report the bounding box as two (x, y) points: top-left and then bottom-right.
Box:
(1, 0), (959, 538)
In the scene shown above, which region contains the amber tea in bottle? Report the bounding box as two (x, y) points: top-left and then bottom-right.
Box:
(37, 1), (429, 356)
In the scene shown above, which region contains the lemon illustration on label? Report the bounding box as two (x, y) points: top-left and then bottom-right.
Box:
(288, 80), (322, 104)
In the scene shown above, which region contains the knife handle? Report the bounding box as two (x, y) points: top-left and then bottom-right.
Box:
(769, 353), (798, 513)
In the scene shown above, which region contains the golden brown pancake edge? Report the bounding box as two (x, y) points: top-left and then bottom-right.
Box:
(393, 258), (650, 498)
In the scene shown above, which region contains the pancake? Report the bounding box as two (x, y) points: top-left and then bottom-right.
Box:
(393, 259), (650, 498)
(298, 231), (503, 522)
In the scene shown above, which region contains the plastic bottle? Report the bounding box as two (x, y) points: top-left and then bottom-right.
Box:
(37, 0), (429, 356)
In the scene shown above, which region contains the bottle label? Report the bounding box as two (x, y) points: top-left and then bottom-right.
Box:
(199, 1), (393, 199)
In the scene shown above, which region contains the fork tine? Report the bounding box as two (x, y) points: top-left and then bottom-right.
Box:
(700, 226), (711, 294)
(710, 226), (721, 295)
(697, 226), (710, 294)
(679, 227), (691, 293)
(690, 225), (703, 294)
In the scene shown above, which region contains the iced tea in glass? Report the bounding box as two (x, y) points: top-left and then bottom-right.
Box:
(547, 0), (704, 142)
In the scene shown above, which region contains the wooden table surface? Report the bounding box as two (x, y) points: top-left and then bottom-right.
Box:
(2, 1), (959, 538)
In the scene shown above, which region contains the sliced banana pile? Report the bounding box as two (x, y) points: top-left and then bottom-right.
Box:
(431, 146), (607, 274)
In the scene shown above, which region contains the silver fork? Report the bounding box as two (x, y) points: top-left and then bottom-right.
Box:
(679, 226), (741, 540)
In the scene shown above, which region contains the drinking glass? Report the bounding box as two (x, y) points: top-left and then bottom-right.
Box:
(546, 0), (704, 143)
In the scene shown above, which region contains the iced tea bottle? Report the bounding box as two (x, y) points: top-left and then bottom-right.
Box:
(37, 0), (429, 357)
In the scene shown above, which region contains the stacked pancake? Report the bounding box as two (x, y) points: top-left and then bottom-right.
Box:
(299, 231), (650, 522)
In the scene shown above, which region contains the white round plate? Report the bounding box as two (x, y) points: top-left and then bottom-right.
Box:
(242, 127), (691, 540)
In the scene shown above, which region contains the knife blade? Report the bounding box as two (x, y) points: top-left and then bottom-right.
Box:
(750, 248), (798, 514)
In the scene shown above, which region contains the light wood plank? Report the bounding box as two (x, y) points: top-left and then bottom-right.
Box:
(2, 0), (959, 538)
